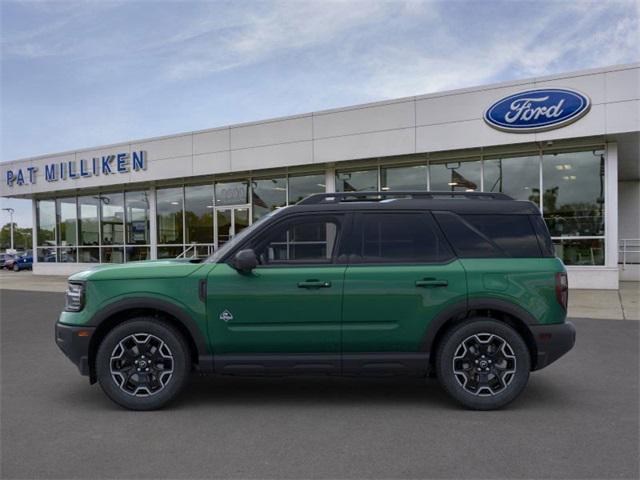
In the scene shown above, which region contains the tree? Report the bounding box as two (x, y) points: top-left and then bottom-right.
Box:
(0, 223), (32, 251)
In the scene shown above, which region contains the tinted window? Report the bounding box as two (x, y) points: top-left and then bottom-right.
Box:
(530, 215), (555, 257)
(462, 215), (541, 257)
(435, 212), (541, 258)
(355, 213), (453, 263)
(256, 216), (340, 265)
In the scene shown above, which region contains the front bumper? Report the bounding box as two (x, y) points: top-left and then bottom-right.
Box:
(530, 321), (576, 370)
(55, 322), (95, 376)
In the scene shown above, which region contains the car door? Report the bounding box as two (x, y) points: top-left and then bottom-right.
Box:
(341, 211), (467, 373)
(207, 212), (349, 373)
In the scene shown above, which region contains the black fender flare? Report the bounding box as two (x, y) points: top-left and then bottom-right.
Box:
(87, 297), (210, 357)
(420, 297), (538, 354)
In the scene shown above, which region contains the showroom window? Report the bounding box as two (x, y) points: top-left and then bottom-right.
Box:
(125, 190), (151, 262)
(336, 169), (378, 192)
(215, 180), (249, 206)
(185, 184), (214, 245)
(77, 195), (100, 263)
(542, 149), (605, 265)
(36, 200), (57, 263)
(288, 173), (325, 204)
(429, 158), (481, 192)
(381, 164), (428, 191)
(56, 197), (77, 263)
(252, 177), (286, 221)
(157, 187), (184, 258)
(100, 193), (125, 263)
(483, 154), (541, 204)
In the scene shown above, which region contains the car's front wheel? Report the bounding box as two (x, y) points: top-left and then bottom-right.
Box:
(12, 263), (19, 272)
(95, 318), (191, 410)
(436, 319), (530, 410)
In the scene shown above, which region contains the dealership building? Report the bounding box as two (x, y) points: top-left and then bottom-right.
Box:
(1, 63), (638, 289)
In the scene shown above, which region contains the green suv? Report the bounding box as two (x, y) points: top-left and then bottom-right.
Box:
(55, 191), (575, 410)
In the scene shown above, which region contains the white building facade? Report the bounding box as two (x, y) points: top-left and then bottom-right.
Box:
(1, 63), (639, 289)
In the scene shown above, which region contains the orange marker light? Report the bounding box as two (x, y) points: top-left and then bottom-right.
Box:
(77, 331), (91, 337)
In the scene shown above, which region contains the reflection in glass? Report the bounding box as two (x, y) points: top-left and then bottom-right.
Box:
(78, 247), (100, 263)
(553, 238), (604, 265)
(37, 247), (57, 262)
(101, 193), (124, 245)
(381, 165), (428, 191)
(252, 177), (286, 221)
(234, 208), (249, 237)
(125, 191), (150, 245)
(157, 246), (183, 259)
(102, 247), (124, 263)
(126, 246), (150, 262)
(215, 181), (248, 206)
(288, 173), (325, 204)
(157, 187), (183, 244)
(430, 160), (480, 191)
(78, 196), (100, 246)
(37, 200), (56, 246)
(483, 155), (540, 203)
(216, 209), (232, 247)
(336, 169), (378, 192)
(185, 184), (214, 244)
(56, 198), (77, 246)
(542, 150), (605, 237)
(59, 246), (77, 263)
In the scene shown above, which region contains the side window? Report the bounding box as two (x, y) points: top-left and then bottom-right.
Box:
(461, 214), (542, 258)
(434, 212), (542, 258)
(255, 216), (341, 265)
(434, 211), (501, 258)
(355, 212), (453, 263)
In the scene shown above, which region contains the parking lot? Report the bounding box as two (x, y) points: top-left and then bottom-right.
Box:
(1, 288), (638, 479)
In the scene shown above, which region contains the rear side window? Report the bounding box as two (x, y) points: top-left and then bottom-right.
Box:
(530, 215), (555, 257)
(353, 212), (453, 263)
(434, 212), (542, 258)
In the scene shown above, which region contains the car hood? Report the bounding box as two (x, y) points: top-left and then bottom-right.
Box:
(69, 259), (207, 281)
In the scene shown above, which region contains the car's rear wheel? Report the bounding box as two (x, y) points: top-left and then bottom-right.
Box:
(96, 318), (191, 410)
(436, 319), (530, 410)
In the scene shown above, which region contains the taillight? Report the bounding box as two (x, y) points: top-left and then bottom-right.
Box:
(555, 272), (568, 310)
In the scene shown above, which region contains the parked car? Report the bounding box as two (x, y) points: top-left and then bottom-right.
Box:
(12, 251), (33, 271)
(2, 253), (17, 270)
(56, 191), (575, 411)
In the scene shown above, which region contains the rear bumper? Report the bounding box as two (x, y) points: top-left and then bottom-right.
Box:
(55, 322), (94, 376)
(530, 321), (576, 370)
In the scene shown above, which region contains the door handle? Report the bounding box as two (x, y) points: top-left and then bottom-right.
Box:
(415, 279), (448, 288)
(297, 280), (332, 289)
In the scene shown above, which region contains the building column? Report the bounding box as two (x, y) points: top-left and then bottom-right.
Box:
(31, 198), (37, 267)
(149, 186), (157, 260)
(605, 142), (619, 275)
(325, 164), (336, 193)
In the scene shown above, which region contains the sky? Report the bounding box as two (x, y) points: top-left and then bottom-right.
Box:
(1, 0), (639, 228)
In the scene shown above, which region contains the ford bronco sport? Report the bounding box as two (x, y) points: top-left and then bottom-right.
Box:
(56, 191), (575, 410)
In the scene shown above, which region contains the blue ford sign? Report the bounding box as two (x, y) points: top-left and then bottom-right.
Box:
(484, 88), (591, 133)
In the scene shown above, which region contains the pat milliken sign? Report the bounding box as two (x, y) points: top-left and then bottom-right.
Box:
(484, 88), (591, 133)
(5, 151), (147, 187)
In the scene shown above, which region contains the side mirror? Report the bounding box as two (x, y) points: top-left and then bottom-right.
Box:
(233, 249), (258, 273)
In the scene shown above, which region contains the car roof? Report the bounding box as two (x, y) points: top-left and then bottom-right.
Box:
(287, 191), (540, 215)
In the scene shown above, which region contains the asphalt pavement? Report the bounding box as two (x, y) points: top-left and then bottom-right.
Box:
(1, 289), (638, 479)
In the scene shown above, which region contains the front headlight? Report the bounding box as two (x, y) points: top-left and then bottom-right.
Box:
(65, 282), (85, 312)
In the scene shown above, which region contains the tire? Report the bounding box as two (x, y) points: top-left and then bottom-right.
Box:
(436, 318), (530, 410)
(95, 318), (191, 410)
(13, 264), (19, 272)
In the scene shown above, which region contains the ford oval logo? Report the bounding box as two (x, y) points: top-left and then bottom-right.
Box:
(484, 88), (591, 133)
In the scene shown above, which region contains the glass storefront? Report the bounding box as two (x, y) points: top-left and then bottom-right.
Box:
(381, 164), (428, 191)
(32, 147), (607, 267)
(251, 177), (286, 221)
(336, 169), (378, 192)
(430, 159), (481, 192)
(483, 154), (541, 204)
(288, 173), (325, 203)
(185, 184), (214, 245)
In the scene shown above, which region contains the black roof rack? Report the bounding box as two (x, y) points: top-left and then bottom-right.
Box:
(297, 191), (513, 205)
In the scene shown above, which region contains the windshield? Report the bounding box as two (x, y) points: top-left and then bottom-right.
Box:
(206, 207), (286, 263)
